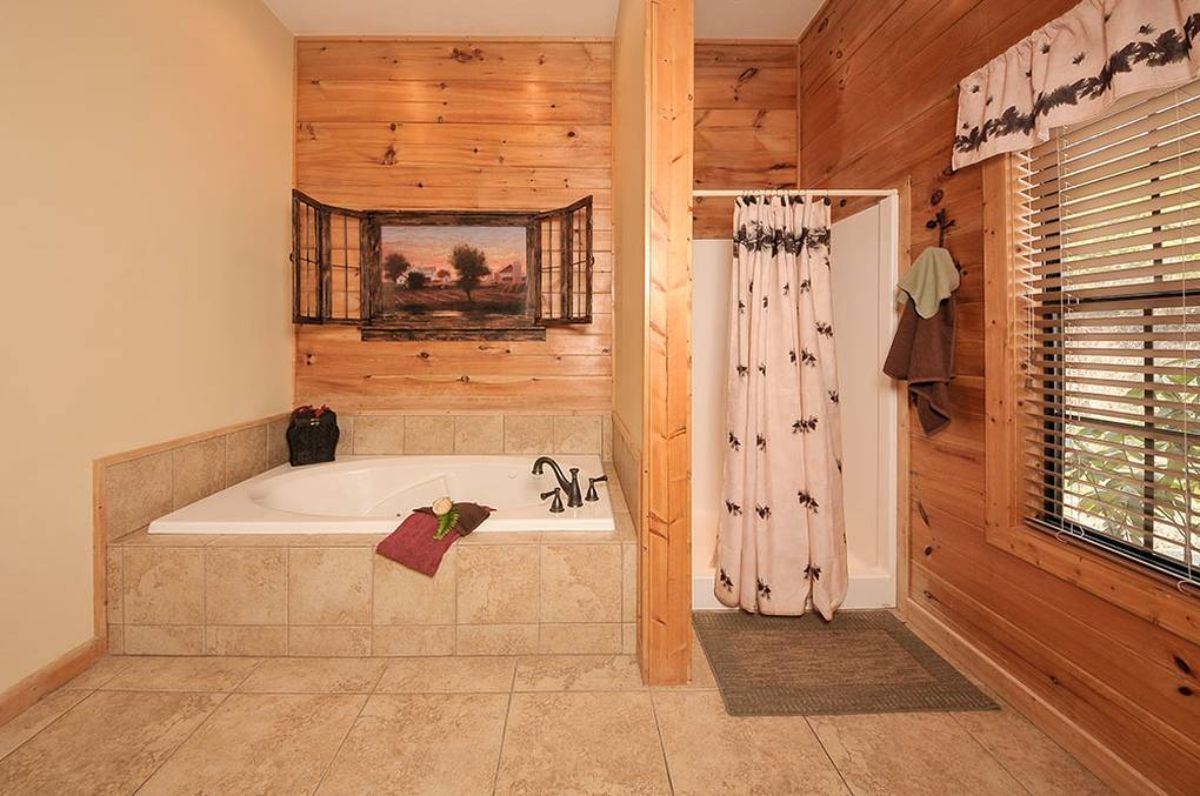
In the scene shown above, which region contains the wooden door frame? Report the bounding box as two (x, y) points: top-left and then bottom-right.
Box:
(894, 178), (913, 620)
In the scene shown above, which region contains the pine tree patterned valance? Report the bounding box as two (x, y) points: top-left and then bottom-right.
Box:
(953, 0), (1200, 170)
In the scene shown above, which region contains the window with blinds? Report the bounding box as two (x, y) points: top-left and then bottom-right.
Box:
(1018, 80), (1199, 586)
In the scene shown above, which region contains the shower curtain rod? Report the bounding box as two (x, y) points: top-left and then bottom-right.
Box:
(692, 188), (897, 198)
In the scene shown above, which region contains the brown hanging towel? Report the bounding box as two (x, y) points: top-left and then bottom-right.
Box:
(883, 246), (958, 435)
(884, 295), (956, 434)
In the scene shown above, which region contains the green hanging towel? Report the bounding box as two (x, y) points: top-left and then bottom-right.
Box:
(896, 246), (959, 318)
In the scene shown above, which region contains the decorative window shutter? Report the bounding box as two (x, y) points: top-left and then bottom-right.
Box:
(291, 190), (364, 325)
(535, 195), (594, 325)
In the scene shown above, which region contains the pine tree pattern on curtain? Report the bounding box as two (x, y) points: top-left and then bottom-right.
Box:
(716, 195), (848, 620)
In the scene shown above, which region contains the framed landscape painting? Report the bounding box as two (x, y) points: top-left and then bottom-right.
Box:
(363, 210), (541, 340)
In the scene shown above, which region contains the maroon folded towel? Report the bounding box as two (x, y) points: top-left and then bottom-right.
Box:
(375, 503), (494, 576)
(376, 513), (455, 576)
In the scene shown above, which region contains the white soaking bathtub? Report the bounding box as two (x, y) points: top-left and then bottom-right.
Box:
(148, 455), (615, 534)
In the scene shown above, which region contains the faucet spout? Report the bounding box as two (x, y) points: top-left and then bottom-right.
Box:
(532, 456), (584, 508)
(532, 456), (571, 492)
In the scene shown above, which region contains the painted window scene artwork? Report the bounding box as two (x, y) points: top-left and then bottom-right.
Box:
(378, 224), (530, 320)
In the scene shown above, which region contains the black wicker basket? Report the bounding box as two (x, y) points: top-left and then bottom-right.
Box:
(286, 405), (340, 466)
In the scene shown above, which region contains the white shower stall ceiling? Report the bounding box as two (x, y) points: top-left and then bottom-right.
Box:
(691, 198), (900, 610)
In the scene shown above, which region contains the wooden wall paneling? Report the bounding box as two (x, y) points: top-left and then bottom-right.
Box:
(296, 124), (612, 170)
(913, 500), (1200, 689)
(798, 0), (908, 96)
(294, 39), (614, 413)
(798, 1), (1200, 792)
(911, 522), (1200, 753)
(297, 40), (614, 83)
(802, 0), (1066, 184)
(640, 0), (693, 686)
(693, 40), (797, 239)
(912, 541), (1200, 752)
(904, 601), (1167, 796)
(296, 79), (613, 124)
(910, 565), (1198, 789)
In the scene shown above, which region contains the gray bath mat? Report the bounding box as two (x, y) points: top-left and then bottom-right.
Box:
(693, 609), (997, 716)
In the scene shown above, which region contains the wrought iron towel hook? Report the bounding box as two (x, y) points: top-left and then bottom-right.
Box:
(926, 207), (956, 248)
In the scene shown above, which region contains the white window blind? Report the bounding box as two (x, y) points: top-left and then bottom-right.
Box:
(1018, 80), (1199, 586)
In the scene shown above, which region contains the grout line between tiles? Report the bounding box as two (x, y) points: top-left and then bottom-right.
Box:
(201, 546), (209, 652)
(286, 549), (294, 655)
(803, 715), (859, 796)
(115, 545), (125, 631)
(124, 686), (391, 696)
(311, 692), (371, 794)
(488, 664), (519, 795)
(367, 685), (647, 696)
(949, 712), (1037, 796)
(281, 545), (291, 654)
(129, 690), (232, 795)
(648, 689), (677, 795)
(367, 547), (376, 654)
(231, 657), (270, 691)
(366, 658), (389, 695)
(78, 655), (136, 690)
(0, 688), (96, 764)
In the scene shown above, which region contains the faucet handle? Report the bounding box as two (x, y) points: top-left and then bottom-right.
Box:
(540, 487), (565, 513)
(585, 474), (608, 502)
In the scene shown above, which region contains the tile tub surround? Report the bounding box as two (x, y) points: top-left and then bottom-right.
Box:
(345, 412), (613, 460)
(611, 412), (641, 529)
(85, 412), (290, 671)
(94, 411), (612, 648)
(98, 413), (292, 543)
(106, 465), (637, 657)
(99, 411), (610, 543)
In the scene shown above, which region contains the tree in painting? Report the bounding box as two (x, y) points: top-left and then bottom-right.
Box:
(451, 244), (489, 303)
(376, 223), (528, 319)
(384, 252), (411, 283)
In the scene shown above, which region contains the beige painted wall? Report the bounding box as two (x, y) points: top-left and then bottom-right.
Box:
(0, 0), (294, 692)
(612, 0), (649, 463)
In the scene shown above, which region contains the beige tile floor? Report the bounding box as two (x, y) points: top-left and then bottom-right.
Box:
(0, 644), (1113, 795)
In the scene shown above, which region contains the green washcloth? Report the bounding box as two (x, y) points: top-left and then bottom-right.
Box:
(898, 246), (959, 318)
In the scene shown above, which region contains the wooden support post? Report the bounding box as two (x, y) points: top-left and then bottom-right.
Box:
(640, 0), (694, 685)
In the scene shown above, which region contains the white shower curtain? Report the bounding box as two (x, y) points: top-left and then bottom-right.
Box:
(715, 195), (848, 620)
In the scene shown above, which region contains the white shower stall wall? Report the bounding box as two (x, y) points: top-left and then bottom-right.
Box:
(691, 196), (900, 610)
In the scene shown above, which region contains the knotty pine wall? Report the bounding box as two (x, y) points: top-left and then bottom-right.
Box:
(799, 3), (1199, 793)
(693, 41), (797, 239)
(293, 39), (613, 412)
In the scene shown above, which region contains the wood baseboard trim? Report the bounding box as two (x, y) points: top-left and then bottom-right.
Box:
(0, 637), (102, 727)
(904, 603), (1164, 796)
